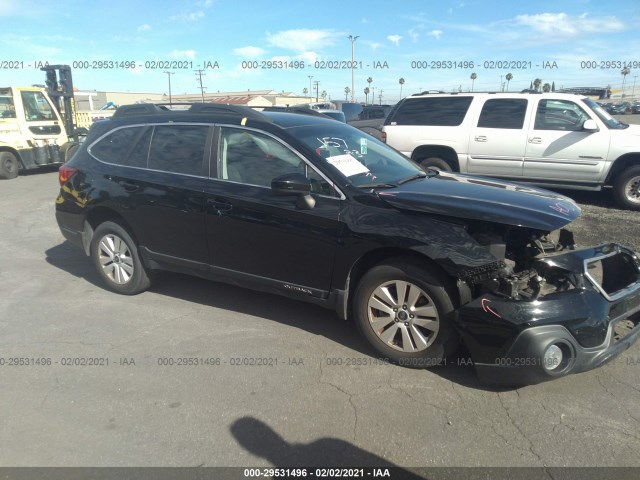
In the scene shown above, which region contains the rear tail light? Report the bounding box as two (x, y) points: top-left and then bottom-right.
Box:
(58, 165), (78, 186)
(380, 131), (387, 143)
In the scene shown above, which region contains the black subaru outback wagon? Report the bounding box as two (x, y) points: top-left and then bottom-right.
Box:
(55, 103), (640, 384)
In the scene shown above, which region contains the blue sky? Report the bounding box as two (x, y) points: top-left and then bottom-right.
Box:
(1, 0), (639, 102)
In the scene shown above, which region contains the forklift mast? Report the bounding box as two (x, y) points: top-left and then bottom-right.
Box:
(41, 64), (77, 142)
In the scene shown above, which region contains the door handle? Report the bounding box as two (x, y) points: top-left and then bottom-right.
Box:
(121, 182), (140, 193)
(528, 137), (542, 144)
(207, 199), (232, 212)
(474, 135), (487, 142)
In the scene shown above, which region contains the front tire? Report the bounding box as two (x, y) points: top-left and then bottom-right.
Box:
(613, 166), (640, 210)
(90, 221), (151, 295)
(353, 258), (458, 367)
(419, 157), (452, 172)
(0, 151), (19, 179)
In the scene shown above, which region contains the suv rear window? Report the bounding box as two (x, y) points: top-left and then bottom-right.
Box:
(388, 97), (473, 126)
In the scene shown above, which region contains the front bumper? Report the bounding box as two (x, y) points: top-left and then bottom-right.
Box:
(456, 243), (640, 385)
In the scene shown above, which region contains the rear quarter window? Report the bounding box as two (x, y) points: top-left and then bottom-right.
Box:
(388, 97), (473, 126)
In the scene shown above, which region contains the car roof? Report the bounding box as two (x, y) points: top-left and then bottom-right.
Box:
(262, 110), (343, 129)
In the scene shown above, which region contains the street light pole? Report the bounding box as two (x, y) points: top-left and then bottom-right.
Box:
(348, 35), (359, 103)
(164, 71), (174, 106)
(308, 75), (313, 102)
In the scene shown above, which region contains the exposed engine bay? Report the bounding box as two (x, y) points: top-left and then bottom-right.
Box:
(463, 222), (590, 301)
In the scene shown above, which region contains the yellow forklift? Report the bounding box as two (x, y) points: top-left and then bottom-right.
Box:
(0, 65), (84, 179)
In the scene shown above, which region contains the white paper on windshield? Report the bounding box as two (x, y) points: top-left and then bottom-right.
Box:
(327, 154), (370, 177)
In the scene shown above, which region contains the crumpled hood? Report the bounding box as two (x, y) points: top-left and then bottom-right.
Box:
(377, 172), (581, 231)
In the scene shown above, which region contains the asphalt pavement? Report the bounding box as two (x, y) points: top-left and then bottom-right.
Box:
(0, 169), (638, 473)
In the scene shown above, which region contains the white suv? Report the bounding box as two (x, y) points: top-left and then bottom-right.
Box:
(382, 92), (640, 210)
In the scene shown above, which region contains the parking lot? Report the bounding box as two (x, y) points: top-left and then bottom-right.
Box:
(0, 169), (639, 472)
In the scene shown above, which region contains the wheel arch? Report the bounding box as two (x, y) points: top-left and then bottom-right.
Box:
(605, 153), (640, 185)
(411, 145), (460, 171)
(84, 207), (140, 256)
(340, 247), (459, 321)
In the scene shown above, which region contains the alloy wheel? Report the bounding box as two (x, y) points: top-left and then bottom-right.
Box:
(98, 234), (135, 285)
(367, 280), (440, 352)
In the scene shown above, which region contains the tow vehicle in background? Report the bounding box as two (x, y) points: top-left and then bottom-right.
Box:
(0, 65), (85, 179)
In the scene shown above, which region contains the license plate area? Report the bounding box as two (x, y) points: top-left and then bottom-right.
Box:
(585, 251), (640, 301)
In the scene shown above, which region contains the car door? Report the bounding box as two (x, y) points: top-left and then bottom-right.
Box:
(90, 123), (212, 266)
(466, 98), (529, 178)
(203, 126), (342, 296)
(523, 98), (610, 184)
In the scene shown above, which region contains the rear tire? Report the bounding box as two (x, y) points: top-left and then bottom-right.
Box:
(353, 258), (459, 367)
(90, 221), (151, 295)
(419, 157), (452, 172)
(0, 151), (19, 179)
(613, 166), (640, 210)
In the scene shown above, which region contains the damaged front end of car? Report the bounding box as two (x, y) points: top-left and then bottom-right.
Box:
(455, 223), (640, 385)
(376, 176), (640, 384)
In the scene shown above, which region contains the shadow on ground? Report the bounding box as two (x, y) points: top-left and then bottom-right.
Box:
(45, 241), (510, 391)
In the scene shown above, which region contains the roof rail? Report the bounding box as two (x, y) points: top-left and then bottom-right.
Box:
(111, 103), (170, 118)
(112, 102), (268, 121)
(251, 106), (328, 117)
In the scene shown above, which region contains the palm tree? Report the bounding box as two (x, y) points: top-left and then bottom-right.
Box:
(398, 77), (405, 99)
(505, 73), (513, 91)
(621, 67), (631, 97)
(533, 78), (542, 92)
(344, 86), (350, 101)
(543, 83), (551, 93)
(366, 77), (373, 104)
(470, 73), (477, 92)
(364, 87), (370, 104)
(303, 87), (308, 97)
(321, 90), (327, 101)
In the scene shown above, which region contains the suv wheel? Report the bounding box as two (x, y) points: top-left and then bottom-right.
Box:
(419, 157), (452, 172)
(613, 166), (640, 210)
(90, 221), (151, 295)
(0, 152), (19, 179)
(353, 259), (458, 367)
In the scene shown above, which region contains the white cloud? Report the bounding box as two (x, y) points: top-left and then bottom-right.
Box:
(271, 55), (291, 62)
(170, 10), (205, 22)
(266, 29), (338, 52)
(137, 24), (151, 32)
(361, 17), (369, 24)
(367, 42), (382, 51)
(514, 12), (624, 36)
(296, 51), (319, 63)
(387, 34), (402, 46)
(408, 29), (419, 43)
(428, 29), (443, 39)
(233, 46), (265, 58)
(169, 49), (196, 59)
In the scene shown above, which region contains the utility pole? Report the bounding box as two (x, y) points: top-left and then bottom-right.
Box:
(378, 89), (383, 105)
(347, 35), (359, 103)
(308, 75), (313, 101)
(195, 69), (206, 102)
(314, 81), (320, 102)
(164, 71), (174, 106)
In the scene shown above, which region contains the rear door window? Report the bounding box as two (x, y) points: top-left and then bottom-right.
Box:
(148, 124), (209, 176)
(477, 99), (528, 129)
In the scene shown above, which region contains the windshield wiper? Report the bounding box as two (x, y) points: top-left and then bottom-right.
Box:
(358, 182), (398, 189)
(398, 172), (428, 184)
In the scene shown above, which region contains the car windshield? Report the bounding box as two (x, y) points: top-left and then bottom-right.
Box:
(583, 98), (628, 129)
(286, 122), (426, 187)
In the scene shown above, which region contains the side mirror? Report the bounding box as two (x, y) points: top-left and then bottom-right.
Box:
(271, 172), (312, 195)
(271, 173), (315, 209)
(582, 119), (598, 132)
